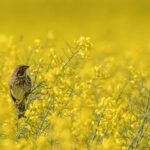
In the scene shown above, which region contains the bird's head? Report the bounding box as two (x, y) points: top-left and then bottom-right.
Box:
(13, 65), (29, 77)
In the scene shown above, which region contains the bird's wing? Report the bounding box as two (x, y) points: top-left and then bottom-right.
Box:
(24, 75), (31, 98)
(9, 79), (17, 102)
(27, 75), (31, 85)
(10, 90), (17, 102)
(27, 75), (31, 91)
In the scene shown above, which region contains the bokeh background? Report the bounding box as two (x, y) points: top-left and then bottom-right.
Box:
(0, 0), (150, 45)
(0, 1), (150, 149)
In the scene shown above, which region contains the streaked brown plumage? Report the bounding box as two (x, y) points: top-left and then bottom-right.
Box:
(9, 65), (31, 118)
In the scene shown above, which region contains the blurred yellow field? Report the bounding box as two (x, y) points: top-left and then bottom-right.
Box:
(0, 0), (150, 150)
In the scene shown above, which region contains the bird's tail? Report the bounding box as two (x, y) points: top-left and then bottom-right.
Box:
(17, 102), (25, 119)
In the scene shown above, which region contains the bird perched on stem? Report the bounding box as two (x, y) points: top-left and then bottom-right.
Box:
(9, 65), (31, 118)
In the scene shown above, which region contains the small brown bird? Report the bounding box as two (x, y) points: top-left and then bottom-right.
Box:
(9, 65), (31, 118)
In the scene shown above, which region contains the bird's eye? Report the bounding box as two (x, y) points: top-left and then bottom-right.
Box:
(17, 70), (24, 76)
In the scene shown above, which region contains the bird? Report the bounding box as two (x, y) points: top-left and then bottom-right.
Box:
(9, 65), (31, 118)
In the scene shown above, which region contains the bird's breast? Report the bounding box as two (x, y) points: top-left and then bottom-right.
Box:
(11, 79), (30, 101)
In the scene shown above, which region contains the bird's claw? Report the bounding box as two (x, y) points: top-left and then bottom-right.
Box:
(14, 100), (19, 107)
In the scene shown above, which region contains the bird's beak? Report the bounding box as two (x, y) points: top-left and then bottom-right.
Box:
(24, 65), (29, 69)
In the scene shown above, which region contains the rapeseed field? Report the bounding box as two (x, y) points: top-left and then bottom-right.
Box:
(0, 0), (150, 150)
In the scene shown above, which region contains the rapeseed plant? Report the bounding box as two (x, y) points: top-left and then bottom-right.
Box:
(0, 35), (150, 150)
